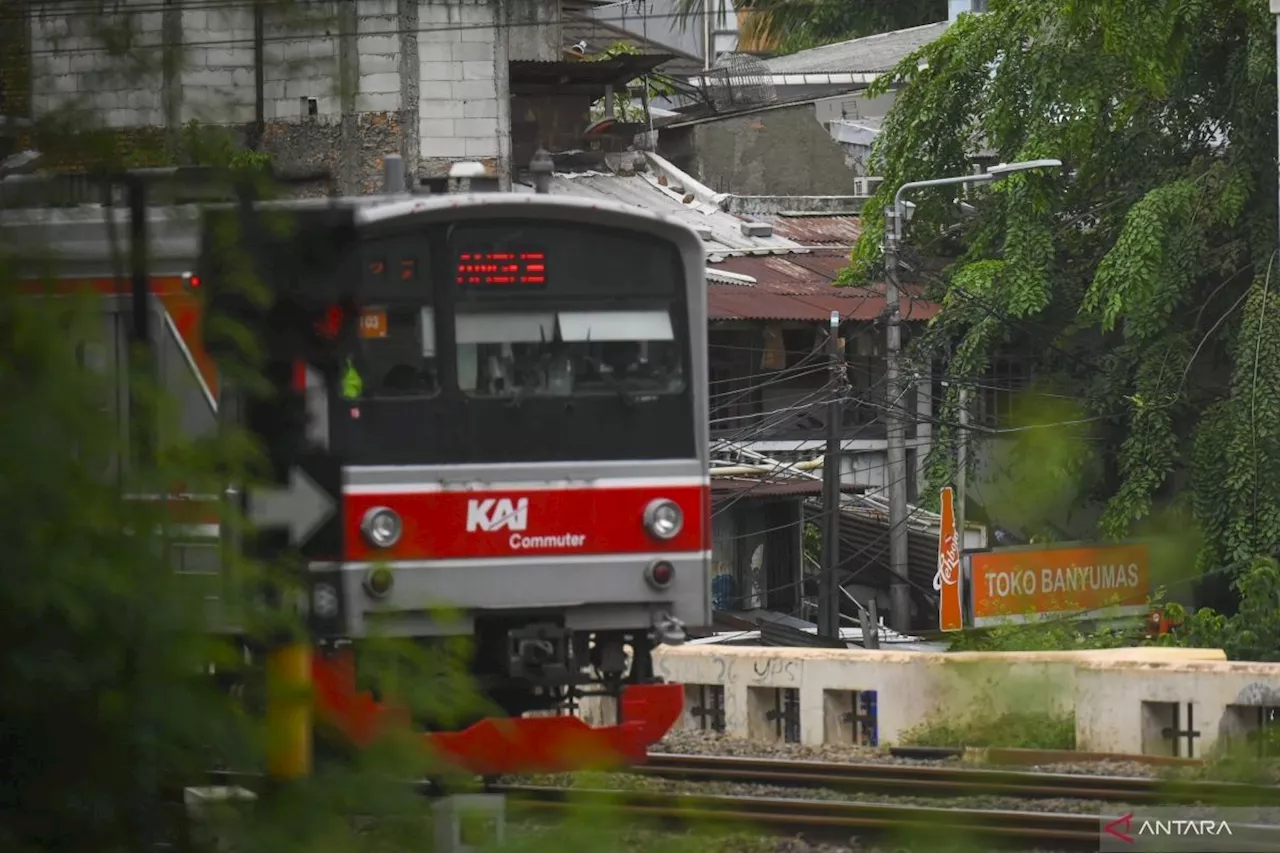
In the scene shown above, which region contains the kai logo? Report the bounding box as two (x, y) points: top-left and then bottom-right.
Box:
(466, 497), (529, 533)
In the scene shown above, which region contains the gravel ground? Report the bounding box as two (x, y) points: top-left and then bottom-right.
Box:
(506, 818), (1075, 853)
(499, 770), (1130, 815)
(651, 730), (1166, 778)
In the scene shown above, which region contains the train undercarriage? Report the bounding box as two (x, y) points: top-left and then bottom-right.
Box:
(216, 609), (687, 777)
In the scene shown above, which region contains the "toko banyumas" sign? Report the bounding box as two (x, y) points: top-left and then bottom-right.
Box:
(969, 540), (1152, 627)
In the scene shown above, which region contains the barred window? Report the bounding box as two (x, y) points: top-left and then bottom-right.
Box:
(977, 357), (1031, 427)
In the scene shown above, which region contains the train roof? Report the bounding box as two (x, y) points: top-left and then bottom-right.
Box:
(0, 190), (707, 276)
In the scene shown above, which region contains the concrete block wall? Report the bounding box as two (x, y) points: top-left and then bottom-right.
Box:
(180, 4), (257, 125)
(623, 645), (1229, 751)
(1076, 660), (1280, 758)
(26, 0), (524, 191)
(417, 0), (508, 174)
(30, 0), (168, 127)
(261, 3), (341, 121)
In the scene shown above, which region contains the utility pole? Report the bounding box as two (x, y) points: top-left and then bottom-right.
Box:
(127, 174), (151, 466)
(819, 310), (843, 640)
(956, 386), (969, 550)
(1274, 0), (1280, 248)
(882, 207), (911, 633)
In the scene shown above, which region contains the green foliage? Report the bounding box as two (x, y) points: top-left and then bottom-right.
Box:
(977, 395), (1100, 541)
(749, 0), (946, 54)
(1154, 559), (1280, 660)
(947, 618), (1135, 653)
(180, 119), (274, 174)
(900, 711), (1076, 750)
(847, 0), (1280, 606)
(587, 43), (677, 124)
(802, 520), (821, 568)
(669, 0), (945, 54)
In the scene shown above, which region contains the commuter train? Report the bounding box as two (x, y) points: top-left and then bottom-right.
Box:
(2, 187), (711, 775)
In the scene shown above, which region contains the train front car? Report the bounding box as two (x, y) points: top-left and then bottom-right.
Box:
(208, 193), (711, 775)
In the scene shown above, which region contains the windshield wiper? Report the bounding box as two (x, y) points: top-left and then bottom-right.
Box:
(505, 385), (527, 410)
(608, 375), (637, 409)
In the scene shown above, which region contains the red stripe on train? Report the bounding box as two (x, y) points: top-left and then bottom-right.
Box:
(342, 484), (708, 561)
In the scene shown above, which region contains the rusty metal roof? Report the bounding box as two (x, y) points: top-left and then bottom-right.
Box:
(763, 214), (862, 245)
(707, 253), (938, 322)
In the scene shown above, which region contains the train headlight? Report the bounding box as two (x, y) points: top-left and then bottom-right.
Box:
(643, 498), (683, 541)
(361, 506), (402, 549)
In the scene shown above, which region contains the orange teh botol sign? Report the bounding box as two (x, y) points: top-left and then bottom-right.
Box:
(969, 541), (1151, 625)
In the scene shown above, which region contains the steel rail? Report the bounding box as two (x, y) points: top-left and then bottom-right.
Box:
(493, 784), (1108, 848)
(633, 753), (1280, 806)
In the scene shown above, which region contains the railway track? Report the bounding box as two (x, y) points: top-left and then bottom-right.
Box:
(492, 784), (1107, 849)
(633, 752), (1280, 805)
(493, 756), (1280, 849)
(206, 753), (1280, 849)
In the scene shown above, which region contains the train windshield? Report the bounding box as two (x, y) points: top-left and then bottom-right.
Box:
(345, 305), (440, 398)
(455, 308), (685, 399)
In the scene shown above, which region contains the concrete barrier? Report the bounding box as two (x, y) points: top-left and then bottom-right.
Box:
(1076, 659), (1280, 758)
(646, 644), (1227, 749)
(561, 645), (1245, 754)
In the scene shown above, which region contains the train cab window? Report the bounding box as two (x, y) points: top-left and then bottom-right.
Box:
(343, 305), (439, 398)
(455, 308), (685, 398)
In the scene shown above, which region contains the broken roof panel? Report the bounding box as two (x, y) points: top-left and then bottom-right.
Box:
(763, 20), (950, 75)
(513, 170), (808, 257)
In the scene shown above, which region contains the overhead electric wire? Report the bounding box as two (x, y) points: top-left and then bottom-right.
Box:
(15, 2), (910, 58)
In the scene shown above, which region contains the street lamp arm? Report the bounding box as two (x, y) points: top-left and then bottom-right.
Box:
(892, 173), (995, 219)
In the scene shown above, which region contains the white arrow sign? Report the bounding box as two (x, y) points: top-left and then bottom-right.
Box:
(247, 466), (335, 545)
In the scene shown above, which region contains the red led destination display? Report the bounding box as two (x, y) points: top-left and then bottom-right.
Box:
(456, 250), (547, 288)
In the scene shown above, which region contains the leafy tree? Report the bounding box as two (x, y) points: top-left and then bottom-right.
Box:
(587, 42), (678, 123)
(846, 0), (1279, 611)
(1157, 558), (1280, 660)
(672, 0), (945, 56)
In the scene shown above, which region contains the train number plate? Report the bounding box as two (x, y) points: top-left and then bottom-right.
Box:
(359, 307), (388, 339)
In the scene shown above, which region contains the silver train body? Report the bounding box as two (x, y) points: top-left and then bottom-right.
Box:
(3, 191), (711, 709)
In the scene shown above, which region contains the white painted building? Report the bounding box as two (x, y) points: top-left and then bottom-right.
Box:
(22, 0), (563, 192)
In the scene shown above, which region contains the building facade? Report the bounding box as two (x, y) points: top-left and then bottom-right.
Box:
(21, 0), (564, 191)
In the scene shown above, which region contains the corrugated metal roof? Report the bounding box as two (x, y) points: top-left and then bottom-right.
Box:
(839, 509), (943, 627)
(562, 13), (704, 77)
(513, 171), (808, 258)
(709, 286), (876, 321)
(707, 253), (938, 322)
(509, 55), (670, 93)
(764, 214), (862, 245)
(763, 21), (950, 75)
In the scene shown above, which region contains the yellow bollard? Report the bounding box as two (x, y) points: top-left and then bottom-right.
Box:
(265, 643), (313, 780)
